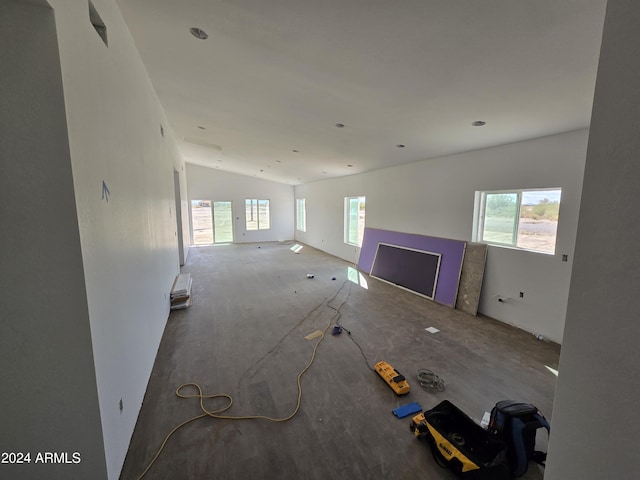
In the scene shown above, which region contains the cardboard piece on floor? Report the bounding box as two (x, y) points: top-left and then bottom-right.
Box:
(171, 273), (191, 296)
(170, 295), (192, 310)
(170, 273), (192, 310)
(304, 330), (323, 340)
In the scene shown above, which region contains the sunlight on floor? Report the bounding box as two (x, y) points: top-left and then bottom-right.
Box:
(545, 365), (559, 376)
(348, 266), (368, 289)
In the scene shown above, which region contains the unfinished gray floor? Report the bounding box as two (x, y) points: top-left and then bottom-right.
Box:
(120, 242), (560, 480)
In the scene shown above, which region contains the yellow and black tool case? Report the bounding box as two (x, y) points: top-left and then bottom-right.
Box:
(410, 400), (510, 480)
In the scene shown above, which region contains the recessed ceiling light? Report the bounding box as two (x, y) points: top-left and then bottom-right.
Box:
(197, 126), (206, 130)
(347, 164), (353, 167)
(336, 123), (345, 128)
(472, 120), (486, 127)
(189, 27), (208, 40)
(396, 144), (406, 148)
(292, 149), (299, 153)
(321, 171), (327, 174)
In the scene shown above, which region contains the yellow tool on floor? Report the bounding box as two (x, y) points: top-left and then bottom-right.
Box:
(375, 360), (410, 395)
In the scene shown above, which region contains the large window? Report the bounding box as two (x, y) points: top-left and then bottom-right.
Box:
(475, 188), (562, 254)
(245, 199), (270, 230)
(345, 196), (366, 246)
(296, 198), (306, 232)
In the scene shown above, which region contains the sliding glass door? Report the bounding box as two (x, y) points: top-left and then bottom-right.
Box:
(212, 201), (233, 243)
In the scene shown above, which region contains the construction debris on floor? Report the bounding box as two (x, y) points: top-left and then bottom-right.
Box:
(170, 273), (192, 310)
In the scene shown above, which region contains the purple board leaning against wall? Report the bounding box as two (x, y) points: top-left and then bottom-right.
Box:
(357, 227), (466, 307)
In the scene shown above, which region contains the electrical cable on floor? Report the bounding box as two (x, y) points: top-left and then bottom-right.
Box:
(136, 281), (350, 479)
(416, 368), (446, 392)
(336, 322), (374, 372)
(328, 281), (437, 386)
(326, 283), (375, 372)
(329, 277), (443, 393)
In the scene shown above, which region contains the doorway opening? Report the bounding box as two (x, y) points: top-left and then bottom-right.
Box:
(173, 170), (185, 265)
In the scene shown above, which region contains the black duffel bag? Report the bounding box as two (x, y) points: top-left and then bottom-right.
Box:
(411, 400), (510, 480)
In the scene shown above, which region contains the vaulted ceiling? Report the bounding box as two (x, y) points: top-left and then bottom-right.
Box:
(116, 0), (607, 185)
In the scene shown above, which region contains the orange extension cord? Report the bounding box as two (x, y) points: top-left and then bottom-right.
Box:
(137, 282), (349, 479)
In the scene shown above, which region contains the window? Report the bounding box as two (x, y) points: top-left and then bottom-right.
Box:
(245, 199), (270, 230)
(474, 188), (562, 254)
(345, 196), (366, 246)
(296, 198), (306, 232)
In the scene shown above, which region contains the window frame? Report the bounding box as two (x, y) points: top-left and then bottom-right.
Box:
(474, 188), (562, 255)
(296, 198), (306, 232)
(344, 196), (366, 247)
(245, 198), (271, 231)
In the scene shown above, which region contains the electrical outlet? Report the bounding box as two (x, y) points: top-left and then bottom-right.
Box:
(562, 254), (568, 262)
(119, 398), (123, 413)
(519, 291), (524, 298)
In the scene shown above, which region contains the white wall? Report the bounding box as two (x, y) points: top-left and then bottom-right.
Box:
(295, 129), (588, 343)
(547, 2), (640, 478)
(44, 0), (186, 477)
(186, 163), (295, 243)
(0, 2), (107, 478)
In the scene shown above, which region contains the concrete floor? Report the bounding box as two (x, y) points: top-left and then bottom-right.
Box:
(120, 242), (560, 479)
